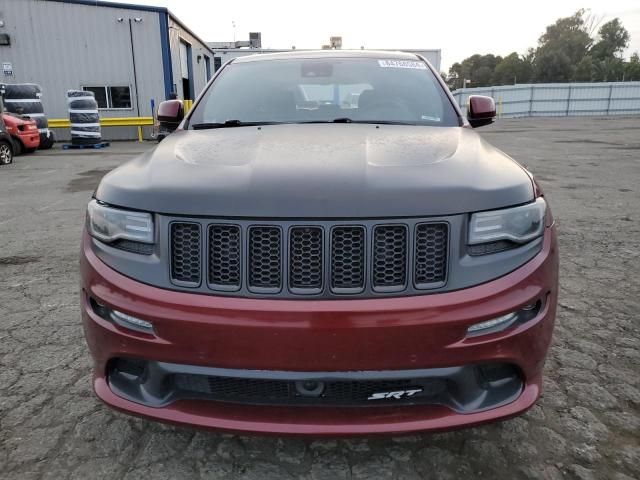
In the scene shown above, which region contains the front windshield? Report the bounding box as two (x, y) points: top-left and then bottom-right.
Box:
(188, 57), (460, 127)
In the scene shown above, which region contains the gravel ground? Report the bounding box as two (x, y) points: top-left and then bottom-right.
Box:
(0, 117), (638, 480)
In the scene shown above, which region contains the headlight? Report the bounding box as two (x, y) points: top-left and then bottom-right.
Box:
(469, 198), (546, 245)
(86, 199), (154, 244)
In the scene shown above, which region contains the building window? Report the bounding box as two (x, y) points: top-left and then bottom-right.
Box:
(83, 87), (108, 108)
(214, 57), (222, 72)
(204, 55), (211, 82)
(82, 86), (132, 109)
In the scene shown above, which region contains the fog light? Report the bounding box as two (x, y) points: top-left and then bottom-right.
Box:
(110, 309), (154, 334)
(467, 312), (518, 336)
(466, 299), (544, 337)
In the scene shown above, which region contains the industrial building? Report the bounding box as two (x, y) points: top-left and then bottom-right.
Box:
(208, 35), (442, 74)
(0, 0), (214, 139)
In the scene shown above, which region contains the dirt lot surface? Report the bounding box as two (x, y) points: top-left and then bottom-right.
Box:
(0, 117), (638, 479)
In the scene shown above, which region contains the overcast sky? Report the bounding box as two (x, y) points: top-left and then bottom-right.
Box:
(114, 0), (640, 71)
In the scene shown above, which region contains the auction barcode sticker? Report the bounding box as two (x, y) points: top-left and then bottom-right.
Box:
(378, 60), (427, 69)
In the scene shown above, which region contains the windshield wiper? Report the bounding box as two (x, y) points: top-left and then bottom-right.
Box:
(295, 118), (353, 124)
(192, 118), (421, 129)
(191, 120), (282, 130)
(348, 120), (420, 126)
(296, 119), (419, 126)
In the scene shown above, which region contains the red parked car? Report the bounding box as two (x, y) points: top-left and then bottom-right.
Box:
(81, 51), (558, 435)
(2, 112), (40, 155)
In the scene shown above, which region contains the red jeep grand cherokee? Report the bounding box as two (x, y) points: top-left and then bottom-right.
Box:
(81, 51), (558, 435)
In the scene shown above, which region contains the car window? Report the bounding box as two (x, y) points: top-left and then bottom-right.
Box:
(190, 58), (459, 127)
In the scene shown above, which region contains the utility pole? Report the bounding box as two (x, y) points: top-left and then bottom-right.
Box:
(128, 18), (142, 117)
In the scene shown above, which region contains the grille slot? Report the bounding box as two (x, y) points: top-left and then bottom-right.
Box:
(331, 226), (365, 293)
(414, 223), (448, 288)
(208, 225), (241, 290)
(289, 227), (323, 293)
(372, 225), (408, 291)
(170, 222), (202, 286)
(248, 226), (282, 292)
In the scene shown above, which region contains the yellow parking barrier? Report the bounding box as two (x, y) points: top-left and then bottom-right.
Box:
(48, 117), (154, 142)
(183, 99), (193, 113)
(48, 117), (154, 128)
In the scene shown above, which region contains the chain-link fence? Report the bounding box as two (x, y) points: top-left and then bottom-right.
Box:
(451, 82), (640, 118)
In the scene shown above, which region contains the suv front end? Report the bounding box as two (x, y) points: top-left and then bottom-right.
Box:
(80, 51), (558, 435)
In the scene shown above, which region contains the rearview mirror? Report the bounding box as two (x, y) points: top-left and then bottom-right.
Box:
(157, 99), (184, 134)
(467, 95), (495, 128)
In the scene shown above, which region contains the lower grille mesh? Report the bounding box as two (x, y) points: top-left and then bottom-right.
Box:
(173, 373), (447, 406)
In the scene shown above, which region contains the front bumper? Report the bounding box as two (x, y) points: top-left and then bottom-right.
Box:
(81, 226), (558, 435)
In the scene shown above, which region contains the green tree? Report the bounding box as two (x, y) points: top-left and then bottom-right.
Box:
(446, 10), (634, 86)
(573, 56), (594, 81)
(446, 54), (503, 89)
(590, 18), (630, 61)
(534, 49), (574, 82)
(446, 62), (463, 90)
(592, 58), (625, 82)
(533, 9), (592, 82)
(492, 52), (533, 85)
(624, 53), (640, 81)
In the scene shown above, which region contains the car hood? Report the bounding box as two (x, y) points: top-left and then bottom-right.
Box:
(96, 124), (533, 218)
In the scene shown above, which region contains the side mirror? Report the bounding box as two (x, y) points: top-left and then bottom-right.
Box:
(157, 99), (184, 133)
(467, 95), (495, 128)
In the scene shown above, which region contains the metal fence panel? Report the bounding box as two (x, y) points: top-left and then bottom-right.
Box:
(451, 82), (640, 118)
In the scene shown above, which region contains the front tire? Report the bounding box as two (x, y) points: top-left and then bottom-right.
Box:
(11, 138), (23, 156)
(0, 141), (13, 165)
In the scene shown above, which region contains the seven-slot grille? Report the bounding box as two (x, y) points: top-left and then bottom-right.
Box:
(170, 221), (448, 296)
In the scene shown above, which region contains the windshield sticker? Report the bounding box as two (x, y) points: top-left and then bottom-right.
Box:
(378, 60), (427, 69)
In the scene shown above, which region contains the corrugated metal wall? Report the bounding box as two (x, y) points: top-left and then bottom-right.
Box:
(168, 16), (212, 101)
(0, 0), (166, 125)
(452, 82), (640, 118)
